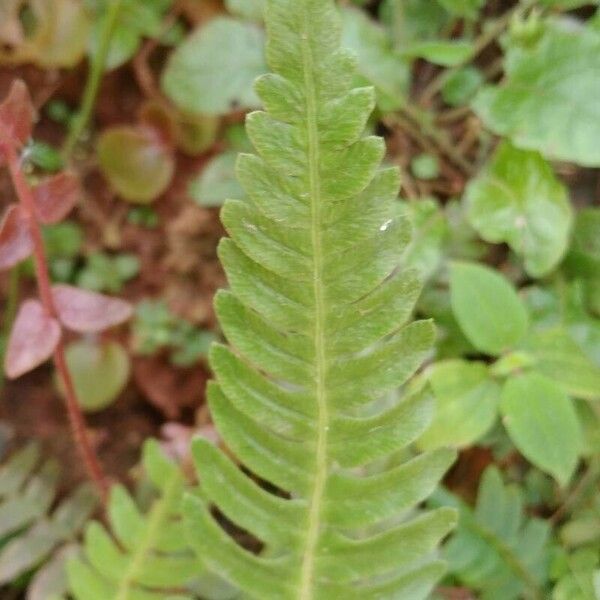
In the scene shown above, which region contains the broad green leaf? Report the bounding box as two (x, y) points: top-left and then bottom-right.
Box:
(474, 25), (600, 167)
(183, 1), (456, 598)
(419, 360), (500, 450)
(189, 151), (244, 208)
(58, 339), (130, 412)
(341, 7), (410, 110)
(162, 18), (266, 115)
(433, 466), (551, 599)
(403, 40), (474, 66)
(466, 141), (573, 277)
(500, 373), (582, 485)
(450, 261), (529, 355)
(520, 328), (600, 401)
(523, 282), (600, 366)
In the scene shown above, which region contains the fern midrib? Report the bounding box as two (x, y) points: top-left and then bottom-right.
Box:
(114, 473), (180, 600)
(298, 8), (329, 600)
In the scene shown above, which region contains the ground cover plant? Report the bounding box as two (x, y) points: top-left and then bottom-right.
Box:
(0, 0), (599, 599)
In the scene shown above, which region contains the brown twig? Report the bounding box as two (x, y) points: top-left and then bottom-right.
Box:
(419, 1), (530, 107)
(1, 132), (109, 504)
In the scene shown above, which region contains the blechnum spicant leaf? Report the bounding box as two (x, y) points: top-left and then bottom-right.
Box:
(67, 440), (199, 600)
(183, 1), (457, 598)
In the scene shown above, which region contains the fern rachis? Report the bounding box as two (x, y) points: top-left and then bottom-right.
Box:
(184, 1), (457, 598)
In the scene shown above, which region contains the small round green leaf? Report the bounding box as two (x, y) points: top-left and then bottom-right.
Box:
(500, 373), (582, 486)
(97, 126), (175, 204)
(411, 154), (440, 180)
(58, 339), (130, 412)
(450, 261), (529, 355)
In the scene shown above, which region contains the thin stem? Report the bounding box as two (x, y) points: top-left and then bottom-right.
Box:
(419, 0), (531, 106)
(386, 107), (476, 175)
(550, 457), (600, 525)
(62, 0), (123, 160)
(2, 132), (109, 503)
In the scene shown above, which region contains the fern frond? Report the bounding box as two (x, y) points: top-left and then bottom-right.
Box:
(67, 440), (199, 600)
(0, 441), (97, 597)
(183, 1), (456, 598)
(432, 466), (551, 600)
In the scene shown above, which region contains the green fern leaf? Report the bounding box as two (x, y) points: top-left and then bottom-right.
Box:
(183, 1), (456, 598)
(67, 440), (198, 600)
(432, 466), (551, 600)
(0, 441), (97, 597)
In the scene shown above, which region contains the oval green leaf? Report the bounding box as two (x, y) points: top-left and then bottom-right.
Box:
(97, 126), (175, 204)
(450, 261), (529, 356)
(58, 339), (130, 412)
(419, 360), (500, 450)
(500, 373), (582, 486)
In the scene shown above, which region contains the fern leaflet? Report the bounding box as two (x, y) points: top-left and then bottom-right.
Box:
(0, 440), (97, 599)
(67, 440), (199, 600)
(183, 1), (456, 598)
(432, 466), (551, 600)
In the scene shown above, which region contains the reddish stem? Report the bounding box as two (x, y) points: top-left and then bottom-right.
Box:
(1, 133), (109, 504)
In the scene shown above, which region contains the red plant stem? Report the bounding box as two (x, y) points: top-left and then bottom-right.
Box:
(1, 133), (109, 503)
